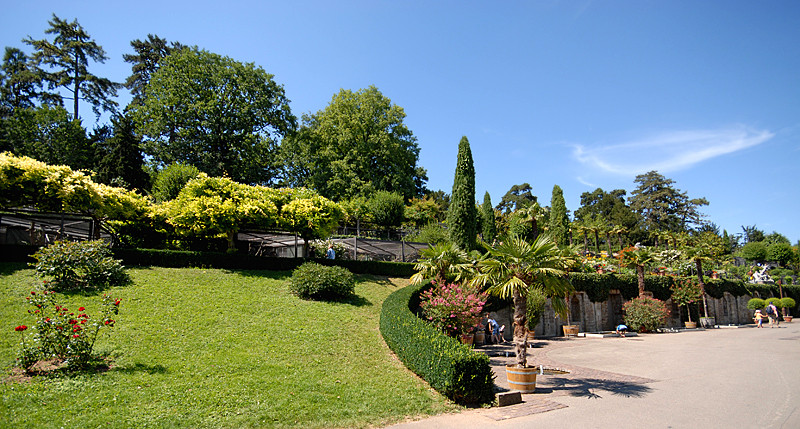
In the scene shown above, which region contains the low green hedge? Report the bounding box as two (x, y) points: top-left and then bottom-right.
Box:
(379, 282), (495, 405)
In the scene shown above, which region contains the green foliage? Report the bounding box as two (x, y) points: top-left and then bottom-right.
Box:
(405, 195), (445, 228)
(132, 47), (295, 185)
(94, 113), (150, 191)
(496, 183), (536, 214)
(405, 223), (449, 244)
(738, 241), (767, 262)
(548, 185), (569, 247)
(150, 162), (200, 202)
(123, 34), (184, 106)
(526, 286), (547, 331)
(16, 291), (120, 370)
(281, 190), (344, 245)
(289, 262), (355, 301)
(747, 298), (765, 311)
(764, 297), (782, 308)
(281, 85), (425, 200)
(380, 282), (495, 404)
(767, 242), (796, 267)
(446, 136), (477, 251)
(1, 105), (93, 170)
(779, 297), (796, 310)
(623, 296), (669, 332)
(31, 240), (130, 291)
(367, 190), (406, 232)
(480, 192), (497, 243)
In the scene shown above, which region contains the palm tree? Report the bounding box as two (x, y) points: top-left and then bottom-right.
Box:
(610, 225), (628, 252)
(471, 234), (574, 367)
(410, 242), (477, 286)
(682, 232), (725, 319)
(619, 246), (655, 297)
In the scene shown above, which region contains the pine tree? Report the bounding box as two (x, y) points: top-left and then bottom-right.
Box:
(481, 191), (496, 243)
(447, 136), (477, 251)
(24, 14), (119, 119)
(549, 184), (569, 246)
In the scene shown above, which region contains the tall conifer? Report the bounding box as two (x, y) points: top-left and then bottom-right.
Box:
(481, 191), (496, 243)
(549, 184), (569, 246)
(447, 136), (477, 251)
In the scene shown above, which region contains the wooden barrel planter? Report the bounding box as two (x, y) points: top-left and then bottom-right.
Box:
(562, 325), (579, 337)
(506, 365), (537, 393)
(474, 331), (485, 345)
(459, 334), (474, 346)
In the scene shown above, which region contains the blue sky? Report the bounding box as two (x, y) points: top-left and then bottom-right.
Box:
(3, 1), (799, 243)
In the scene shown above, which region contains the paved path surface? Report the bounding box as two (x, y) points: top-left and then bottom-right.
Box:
(387, 322), (800, 429)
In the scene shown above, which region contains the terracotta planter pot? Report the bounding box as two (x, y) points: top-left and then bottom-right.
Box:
(684, 321), (697, 329)
(506, 365), (537, 393)
(784, 316), (793, 323)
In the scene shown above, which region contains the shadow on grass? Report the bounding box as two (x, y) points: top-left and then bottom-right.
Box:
(110, 362), (169, 375)
(0, 262), (32, 276)
(536, 376), (653, 399)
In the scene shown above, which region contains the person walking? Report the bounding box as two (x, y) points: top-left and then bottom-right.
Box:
(326, 244), (336, 259)
(754, 310), (765, 328)
(766, 302), (780, 328)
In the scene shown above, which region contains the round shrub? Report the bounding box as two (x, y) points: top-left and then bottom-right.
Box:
(780, 297), (796, 311)
(290, 262), (355, 301)
(31, 240), (131, 292)
(764, 297), (782, 308)
(747, 298), (766, 311)
(623, 296), (669, 332)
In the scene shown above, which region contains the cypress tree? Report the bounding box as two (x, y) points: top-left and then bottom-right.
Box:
(447, 136), (477, 251)
(549, 184), (569, 246)
(481, 191), (496, 243)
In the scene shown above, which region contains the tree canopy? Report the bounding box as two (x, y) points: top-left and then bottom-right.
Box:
(281, 86), (426, 201)
(496, 183), (537, 214)
(628, 171), (708, 232)
(131, 47), (296, 185)
(447, 136), (477, 251)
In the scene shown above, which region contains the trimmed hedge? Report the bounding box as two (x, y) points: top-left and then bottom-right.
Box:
(1, 245), (416, 277)
(567, 272), (800, 307)
(379, 282), (495, 405)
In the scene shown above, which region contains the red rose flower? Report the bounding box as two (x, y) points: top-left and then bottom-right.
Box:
(72, 334), (80, 338)
(31, 291), (36, 295)
(114, 300), (120, 306)
(14, 325), (27, 331)
(78, 307), (85, 311)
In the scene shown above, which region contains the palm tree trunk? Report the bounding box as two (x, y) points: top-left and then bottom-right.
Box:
(695, 259), (709, 317)
(512, 287), (528, 367)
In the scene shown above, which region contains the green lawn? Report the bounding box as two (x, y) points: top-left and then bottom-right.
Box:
(0, 263), (459, 428)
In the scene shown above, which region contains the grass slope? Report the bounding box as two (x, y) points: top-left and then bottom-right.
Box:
(0, 263), (458, 428)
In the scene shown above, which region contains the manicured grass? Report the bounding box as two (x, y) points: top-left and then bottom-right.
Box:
(0, 263), (459, 428)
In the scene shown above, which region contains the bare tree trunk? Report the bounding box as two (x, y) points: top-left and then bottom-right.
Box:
(695, 259), (709, 317)
(512, 287), (528, 367)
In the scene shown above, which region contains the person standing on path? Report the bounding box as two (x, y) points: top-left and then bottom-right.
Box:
(326, 244), (336, 259)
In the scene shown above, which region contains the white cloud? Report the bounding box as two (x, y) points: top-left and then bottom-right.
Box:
(571, 126), (774, 175)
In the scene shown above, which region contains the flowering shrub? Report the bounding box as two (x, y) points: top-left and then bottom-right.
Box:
(31, 240), (131, 292)
(623, 296), (669, 332)
(15, 291), (121, 370)
(419, 282), (487, 337)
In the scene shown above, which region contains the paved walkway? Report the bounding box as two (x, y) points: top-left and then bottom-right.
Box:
(388, 322), (800, 429)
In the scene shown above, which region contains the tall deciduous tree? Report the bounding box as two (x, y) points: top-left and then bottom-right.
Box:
(281, 86), (426, 201)
(123, 34), (184, 106)
(24, 14), (119, 119)
(131, 48), (295, 185)
(549, 185), (569, 247)
(447, 136), (477, 251)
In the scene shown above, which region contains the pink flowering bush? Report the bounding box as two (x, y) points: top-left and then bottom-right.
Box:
(419, 282), (487, 337)
(15, 291), (120, 371)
